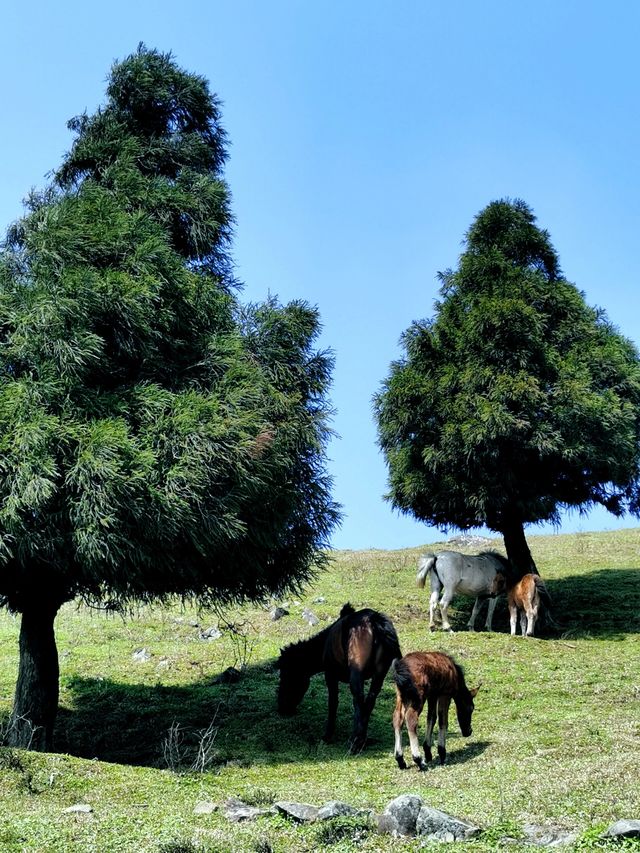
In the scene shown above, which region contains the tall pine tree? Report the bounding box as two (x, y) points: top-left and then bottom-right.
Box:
(0, 46), (339, 749)
(376, 199), (640, 573)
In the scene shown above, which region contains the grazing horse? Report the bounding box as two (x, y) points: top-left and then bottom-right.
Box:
(392, 651), (479, 771)
(277, 603), (401, 753)
(417, 550), (512, 631)
(491, 572), (552, 637)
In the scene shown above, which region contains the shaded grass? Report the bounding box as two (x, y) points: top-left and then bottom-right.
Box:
(0, 527), (639, 851)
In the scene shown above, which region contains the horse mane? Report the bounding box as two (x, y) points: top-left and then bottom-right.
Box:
(454, 662), (469, 694)
(278, 603), (358, 672)
(480, 550), (513, 575)
(278, 623), (333, 670)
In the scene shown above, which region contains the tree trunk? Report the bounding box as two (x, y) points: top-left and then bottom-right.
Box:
(501, 517), (538, 576)
(7, 602), (60, 751)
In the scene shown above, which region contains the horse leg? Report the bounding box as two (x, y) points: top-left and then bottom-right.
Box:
(423, 696), (437, 763)
(364, 670), (385, 722)
(437, 696), (450, 765)
(405, 707), (427, 771)
(323, 673), (339, 743)
(467, 596), (483, 631)
(509, 602), (518, 635)
(485, 595), (498, 631)
(349, 670), (367, 753)
(525, 603), (537, 637)
(520, 610), (527, 637)
(429, 577), (442, 631)
(393, 695), (407, 769)
(440, 591), (455, 632)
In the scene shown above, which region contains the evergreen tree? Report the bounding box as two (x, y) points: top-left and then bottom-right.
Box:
(0, 46), (339, 750)
(375, 199), (640, 573)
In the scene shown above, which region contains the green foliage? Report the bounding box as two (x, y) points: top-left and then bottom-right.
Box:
(0, 45), (339, 614)
(313, 815), (372, 846)
(375, 199), (640, 536)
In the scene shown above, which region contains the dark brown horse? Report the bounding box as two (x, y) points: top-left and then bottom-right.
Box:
(392, 651), (479, 770)
(277, 603), (401, 752)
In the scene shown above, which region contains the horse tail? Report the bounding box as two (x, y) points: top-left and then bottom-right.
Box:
(339, 602), (356, 619)
(534, 577), (561, 629)
(417, 553), (436, 589)
(391, 657), (422, 709)
(533, 576), (551, 607)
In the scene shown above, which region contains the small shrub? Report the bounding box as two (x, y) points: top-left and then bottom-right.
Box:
(313, 815), (372, 846)
(158, 842), (200, 853)
(243, 787), (275, 807)
(479, 821), (524, 844)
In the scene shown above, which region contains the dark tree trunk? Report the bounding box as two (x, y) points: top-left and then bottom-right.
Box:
(501, 517), (538, 577)
(7, 602), (60, 751)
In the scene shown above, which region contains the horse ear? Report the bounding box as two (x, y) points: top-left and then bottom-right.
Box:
(470, 682), (481, 697)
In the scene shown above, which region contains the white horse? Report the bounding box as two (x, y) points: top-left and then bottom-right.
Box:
(416, 550), (512, 632)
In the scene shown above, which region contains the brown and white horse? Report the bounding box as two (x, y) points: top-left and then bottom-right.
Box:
(391, 651), (479, 770)
(277, 603), (401, 753)
(491, 572), (552, 637)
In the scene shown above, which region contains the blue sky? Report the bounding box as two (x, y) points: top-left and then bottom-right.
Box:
(2, 2), (639, 549)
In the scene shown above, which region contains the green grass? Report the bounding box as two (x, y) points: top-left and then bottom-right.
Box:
(1, 528), (639, 851)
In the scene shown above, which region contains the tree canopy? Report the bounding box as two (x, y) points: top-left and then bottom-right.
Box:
(0, 46), (339, 748)
(375, 199), (640, 572)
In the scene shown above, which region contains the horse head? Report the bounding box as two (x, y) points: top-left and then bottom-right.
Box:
(455, 682), (480, 737)
(276, 645), (310, 715)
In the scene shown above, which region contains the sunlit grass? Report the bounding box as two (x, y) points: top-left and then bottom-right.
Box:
(1, 528), (639, 851)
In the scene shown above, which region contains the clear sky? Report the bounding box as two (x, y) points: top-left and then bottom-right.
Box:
(2, 1), (638, 549)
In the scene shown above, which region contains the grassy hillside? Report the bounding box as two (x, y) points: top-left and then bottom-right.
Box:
(1, 528), (639, 851)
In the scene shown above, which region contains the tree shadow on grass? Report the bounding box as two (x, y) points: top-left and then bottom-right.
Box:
(19, 660), (408, 768)
(443, 567), (640, 639)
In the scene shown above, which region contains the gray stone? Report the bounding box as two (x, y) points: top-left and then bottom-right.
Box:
(223, 797), (269, 822)
(377, 813), (401, 835)
(522, 824), (578, 847)
(416, 806), (480, 840)
(132, 648), (151, 662)
(302, 608), (320, 626)
(382, 794), (424, 836)
(274, 801), (320, 822)
(200, 626), (222, 640)
(63, 804), (93, 814)
(313, 596), (326, 604)
(317, 801), (360, 820)
(603, 820), (640, 839)
(193, 801), (218, 815)
(270, 606), (289, 621)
